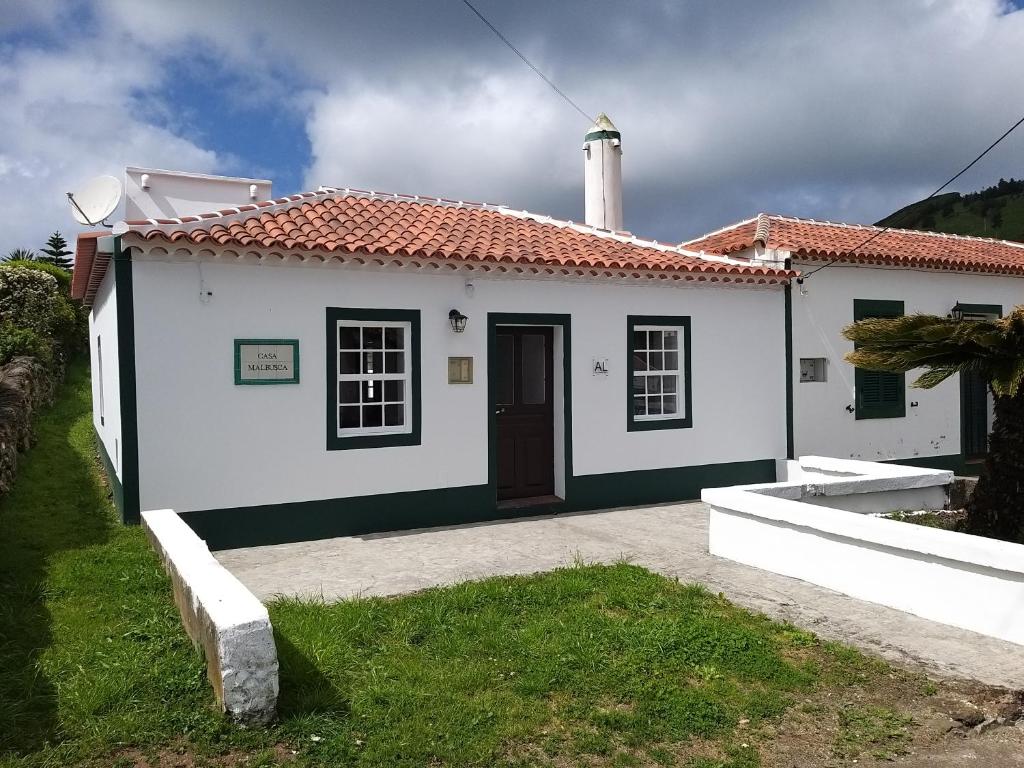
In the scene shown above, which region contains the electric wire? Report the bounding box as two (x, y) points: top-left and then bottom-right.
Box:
(461, 0), (595, 125)
(801, 112), (1024, 280)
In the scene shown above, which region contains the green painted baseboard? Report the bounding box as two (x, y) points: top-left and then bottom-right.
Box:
(94, 429), (126, 523)
(181, 458), (777, 550)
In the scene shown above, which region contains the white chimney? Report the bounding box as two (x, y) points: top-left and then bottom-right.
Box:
(583, 113), (623, 231)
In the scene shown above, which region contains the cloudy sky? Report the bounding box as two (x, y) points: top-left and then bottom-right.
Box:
(2, 0), (1023, 255)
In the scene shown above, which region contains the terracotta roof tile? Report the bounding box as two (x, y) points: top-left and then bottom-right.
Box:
(683, 214), (1024, 276)
(121, 191), (793, 282)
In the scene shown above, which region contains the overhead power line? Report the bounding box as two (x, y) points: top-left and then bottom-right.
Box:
(460, 0), (595, 125)
(801, 111), (1024, 280)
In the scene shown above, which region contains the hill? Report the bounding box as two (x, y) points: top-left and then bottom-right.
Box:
(876, 178), (1024, 242)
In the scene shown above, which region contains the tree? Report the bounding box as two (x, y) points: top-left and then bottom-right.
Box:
(844, 308), (1024, 544)
(38, 232), (73, 270)
(3, 249), (36, 262)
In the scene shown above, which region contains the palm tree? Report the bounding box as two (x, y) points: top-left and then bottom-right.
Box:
(3, 248), (36, 262)
(844, 307), (1024, 544)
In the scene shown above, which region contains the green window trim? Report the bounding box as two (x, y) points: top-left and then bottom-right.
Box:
(853, 299), (905, 420)
(233, 339), (300, 385)
(626, 315), (693, 432)
(325, 308), (421, 451)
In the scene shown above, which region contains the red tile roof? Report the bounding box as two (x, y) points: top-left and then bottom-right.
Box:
(682, 214), (1024, 276)
(73, 191), (795, 305)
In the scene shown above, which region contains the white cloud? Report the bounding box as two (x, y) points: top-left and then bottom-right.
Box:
(2, 0), (1024, 251)
(0, 30), (218, 253)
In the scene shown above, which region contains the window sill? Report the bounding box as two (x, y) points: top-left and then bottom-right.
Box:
(627, 416), (693, 432)
(327, 432), (421, 451)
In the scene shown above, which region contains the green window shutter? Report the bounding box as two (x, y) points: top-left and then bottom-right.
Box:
(853, 299), (905, 420)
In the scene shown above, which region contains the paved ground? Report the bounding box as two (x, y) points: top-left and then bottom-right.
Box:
(216, 502), (1024, 689)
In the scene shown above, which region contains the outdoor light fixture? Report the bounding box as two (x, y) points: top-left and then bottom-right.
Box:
(949, 304), (965, 321)
(448, 309), (468, 333)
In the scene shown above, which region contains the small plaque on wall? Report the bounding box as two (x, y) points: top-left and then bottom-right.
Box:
(448, 356), (473, 384)
(234, 339), (300, 385)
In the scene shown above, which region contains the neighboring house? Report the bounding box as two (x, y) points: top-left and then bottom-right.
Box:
(684, 214), (1024, 473)
(71, 152), (794, 549)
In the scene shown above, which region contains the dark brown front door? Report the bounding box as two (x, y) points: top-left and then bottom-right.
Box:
(495, 327), (554, 501)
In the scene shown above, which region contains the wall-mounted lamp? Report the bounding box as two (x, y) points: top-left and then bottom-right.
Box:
(249, 184), (258, 200)
(448, 309), (468, 333)
(949, 304), (965, 321)
(140, 173), (151, 190)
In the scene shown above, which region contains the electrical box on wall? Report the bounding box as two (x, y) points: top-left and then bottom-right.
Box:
(799, 358), (827, 383)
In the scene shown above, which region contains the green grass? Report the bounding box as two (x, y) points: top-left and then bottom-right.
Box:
(1, 360), (923, 767)
(834, 706), (914, 761)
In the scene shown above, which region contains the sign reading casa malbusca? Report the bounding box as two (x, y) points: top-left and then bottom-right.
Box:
(234, 339), (300, 385)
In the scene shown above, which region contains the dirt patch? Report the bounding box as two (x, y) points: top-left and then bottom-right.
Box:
(756, 672), (1024, 767)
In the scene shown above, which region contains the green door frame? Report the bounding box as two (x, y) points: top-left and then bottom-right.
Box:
(957, 304), (1002, 463)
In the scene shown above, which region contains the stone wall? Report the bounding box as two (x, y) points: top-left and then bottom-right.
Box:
(0, 355), (64, 496)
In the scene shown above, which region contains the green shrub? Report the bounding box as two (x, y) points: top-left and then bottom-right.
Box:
(5, 259), (72, 293)
(0, 265), (81, 353)
(0, 322), (53, 366)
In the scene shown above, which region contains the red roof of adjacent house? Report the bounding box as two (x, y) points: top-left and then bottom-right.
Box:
(70, 190), (794, 304)
(682, 214), (1024, 276)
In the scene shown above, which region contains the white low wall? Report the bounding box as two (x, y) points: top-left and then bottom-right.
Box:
(705, 457), (1024, 646)
(141, 509), (279, 723)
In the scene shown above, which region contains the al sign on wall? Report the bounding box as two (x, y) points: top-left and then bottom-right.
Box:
(234, 339), (299, 385)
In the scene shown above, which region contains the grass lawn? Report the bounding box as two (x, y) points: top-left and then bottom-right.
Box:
(0, 360), (1011, 767)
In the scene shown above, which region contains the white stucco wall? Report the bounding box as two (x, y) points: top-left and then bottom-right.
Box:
(790, 263), (1024, 462)
(128, 253), (786, 513)
(89, 266), (122, 479)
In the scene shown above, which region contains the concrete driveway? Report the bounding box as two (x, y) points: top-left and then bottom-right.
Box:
(215, 502), (1024, 689)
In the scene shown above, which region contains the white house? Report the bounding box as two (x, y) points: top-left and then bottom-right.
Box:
(684, 214), (1024, 473)
(71, 122), (795, 549)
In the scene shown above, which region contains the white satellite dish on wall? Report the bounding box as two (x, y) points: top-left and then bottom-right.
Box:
(68, 175), (123, 226)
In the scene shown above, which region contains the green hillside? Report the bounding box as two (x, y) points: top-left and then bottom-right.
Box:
(876, 178), (1024, 242)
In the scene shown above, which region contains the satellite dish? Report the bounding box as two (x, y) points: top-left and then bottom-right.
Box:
(68, 175), (122, 226)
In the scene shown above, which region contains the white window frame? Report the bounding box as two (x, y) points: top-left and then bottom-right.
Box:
(632, 324), (685, 422)
(336, 319), (412, 438)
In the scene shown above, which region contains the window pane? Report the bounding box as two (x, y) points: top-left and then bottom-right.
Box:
(664, 351), (678, 371)
(384, 352), (404, 374)
(649, 352), (663, 371)
(363, 351), (383, 374)
(664, 395), (678, 415)
(339, 326), (360, 349)
(362, 380), (383, 403)
(385, 326), (404, 349)
(632, 376), (645, 395)
(664, 330), (678, 350)
(522, 334), (546, 405)
(633, 396), (647, 416)
(496, 334), (514, 406)
(339, 406), (360, 429)
(648, 396), (662, 415)
(632, 330), (646, 350)
(363, 327), (383, 349)
(649, 330), (663, 350)
(339, 352), (360, 374)
(633, 352), (647, 372)
(647, 376), (661, 394)
(384, 404), (404, 426)
(663, 375), (677, 393)
(384, 380), (404, 402)
(362, 404), (383, 428)
(339, 380), (360, 404)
